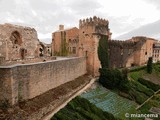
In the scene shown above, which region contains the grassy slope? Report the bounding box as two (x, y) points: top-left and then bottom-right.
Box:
(129, 64), (160, 84)
(51, 65), (160, 120)
(51, 96), (118, 120)
(128, 65), (160, 119)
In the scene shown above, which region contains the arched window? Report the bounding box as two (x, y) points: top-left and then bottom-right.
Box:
(10, 31), (22, 45)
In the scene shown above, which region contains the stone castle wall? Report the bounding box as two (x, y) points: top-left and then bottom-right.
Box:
(108, 37), (156, 68)
(108, 40), (138, 68)
(0, 57), (86, 105)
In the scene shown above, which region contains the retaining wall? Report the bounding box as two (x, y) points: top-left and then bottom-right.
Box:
(0, 57), (86, 105)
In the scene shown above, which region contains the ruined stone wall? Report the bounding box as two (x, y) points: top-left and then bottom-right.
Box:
(0, 23), (39, 61)
(0, 57), (86, 105)
(108, 40), (136, 68)
(108, 37), (157, 68)
(129, 37), (156, 65)
(140, 37), (156, 65)
(0, 33), (6, 59)
(0, 68), (13, 105)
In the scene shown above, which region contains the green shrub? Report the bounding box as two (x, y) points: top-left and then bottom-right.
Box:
(129, 70), (145, 81)
(129, 88), (148, 104)
(139, 103), (152, 113)
(99, 68), (130, 92)
(130, 80), (154, 97)
(52, 96), (118, 120)
(138, 78), (160, 91)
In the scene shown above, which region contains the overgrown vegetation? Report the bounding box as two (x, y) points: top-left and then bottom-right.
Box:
(60, 31), (68, 56)
(100, 67), (160, 105)
(98, 35), (130, 92)
(99, 68), (130, 92)
(127, 65), (160, 105)
(127, 80), (154, 104)
(129, 69), (145, 81)
(95, 35), (160, 119)
(138, 78), (160, 91)
(97, 35), (160, 105)
(98, 35), (109, 68)
(51, 96), (119, 120)
(54, 31), (69, 56)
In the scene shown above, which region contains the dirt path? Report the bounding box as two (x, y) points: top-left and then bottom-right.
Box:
(42, 78), (96, 120)
(0, 74), (95, 120)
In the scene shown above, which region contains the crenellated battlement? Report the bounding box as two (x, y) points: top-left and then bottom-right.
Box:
(79, 16), (109, 28)
(108, 40), (137, 48)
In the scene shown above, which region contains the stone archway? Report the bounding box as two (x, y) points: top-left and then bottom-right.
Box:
(10, 31), (22, 46)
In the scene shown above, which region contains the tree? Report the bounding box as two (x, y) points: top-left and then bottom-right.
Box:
(147, 57), (153, 74)
(98, 35), (109, 68)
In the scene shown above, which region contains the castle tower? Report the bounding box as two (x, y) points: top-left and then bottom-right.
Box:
(78, 16), (111, 76)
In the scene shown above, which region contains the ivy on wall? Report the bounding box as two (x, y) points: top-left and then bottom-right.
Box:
(98, 35), (109, 68)
(60, 31), (69, 56)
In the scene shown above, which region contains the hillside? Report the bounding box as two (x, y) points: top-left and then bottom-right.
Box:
(52, 64), (160, 120)
(128, 64), (160, 117)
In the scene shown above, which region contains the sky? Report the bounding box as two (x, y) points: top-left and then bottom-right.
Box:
(0, 0), (160, 43)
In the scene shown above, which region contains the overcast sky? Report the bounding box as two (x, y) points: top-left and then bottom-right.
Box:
(0, 0), (160, 43)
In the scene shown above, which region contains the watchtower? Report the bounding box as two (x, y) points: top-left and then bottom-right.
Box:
(78, 16), (111, 76)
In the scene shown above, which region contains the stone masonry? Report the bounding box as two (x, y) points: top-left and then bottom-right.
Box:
(52, 25), (79, 56)
(108, 36), (157, 68)
(0, 57), (86, 106)
(78, 16), (112, 76)
(51, 16), (160, 76)
(0, 23), (39, 62)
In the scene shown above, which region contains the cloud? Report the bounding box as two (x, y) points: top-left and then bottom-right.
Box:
(115, 19), (160, 40)
(29, 0), (63, 12)
(0, 0), (160, 44)
(142, 0), (160, 10)
(66, 0), (101, 15)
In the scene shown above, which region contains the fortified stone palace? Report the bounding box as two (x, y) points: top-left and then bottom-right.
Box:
(52, 16), (160, 75)
(0, 16), (160, 109)
(0, 16), (160, 75)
